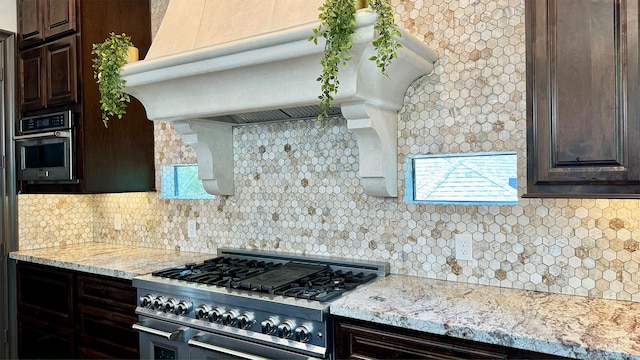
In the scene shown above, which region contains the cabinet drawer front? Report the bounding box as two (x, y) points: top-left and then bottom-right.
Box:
(343, 324), (506, 359)
(77, 273), (136, 309)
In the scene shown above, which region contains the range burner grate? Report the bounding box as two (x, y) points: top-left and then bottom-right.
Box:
(152, 258), (283, 287)
(151, 256), (379, 302)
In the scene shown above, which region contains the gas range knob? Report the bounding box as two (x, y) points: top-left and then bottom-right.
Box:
(237, 312), (255, 330)
(175, 300), (193, 316)
(223, 309), (240, 326)
(209, 307), (226, 323)
(261, 316), (280, 335)
(295, 323), (313, 343)
(194, 304), (212, 320)
(164, 298), (178, 313)
(152, 296), (169, 311)
(139, 294), (155, 308)
(278, 320), (296, 339)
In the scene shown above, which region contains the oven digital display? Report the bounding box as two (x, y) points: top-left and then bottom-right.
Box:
(36, 118), (50, 127)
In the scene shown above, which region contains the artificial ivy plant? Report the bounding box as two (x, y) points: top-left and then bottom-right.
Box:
(309, 0), (402, 119)
(91, 32), (134, 127)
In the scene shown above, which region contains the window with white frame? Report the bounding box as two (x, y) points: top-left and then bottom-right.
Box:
(405, 152), (518, 205)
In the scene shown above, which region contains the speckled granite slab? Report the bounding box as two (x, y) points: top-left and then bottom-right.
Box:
(9, 243), (215, 280)
(330, 275), (640, 359)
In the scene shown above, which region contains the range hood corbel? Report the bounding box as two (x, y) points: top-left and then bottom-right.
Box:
(121, 8), (438, 197)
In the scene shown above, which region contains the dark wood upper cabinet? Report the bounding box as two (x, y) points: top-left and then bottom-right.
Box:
(45, 35), (77, 107)
(19, 35), (77, 112)
(44, 0), (76, 39)
(18, 0), (76, 49)
(18, 0), (43, 48)
(525, 0), (640, 197)
(17, 0), (155, 194)
(18, 45), (46, 111)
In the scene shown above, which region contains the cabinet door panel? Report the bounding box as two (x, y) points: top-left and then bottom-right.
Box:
(554, 1), (617, 166)
(18, 315), (74, 359)
(16, 262), (74, 324)
(18, 0), (44, 48)
(18, 46), (46, 112)
(526, 0), (640, 196)
(46, 35), (78, 107)
(77, 303), (139, 359)
(44, 0), (76, 39)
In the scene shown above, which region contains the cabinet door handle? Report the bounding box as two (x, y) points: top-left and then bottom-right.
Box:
(132, 323), (184, 340)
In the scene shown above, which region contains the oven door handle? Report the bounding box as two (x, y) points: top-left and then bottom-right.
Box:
(15, 130), (72, 140)
(132, 323), (185, 341)
(188, 338), (271, 360)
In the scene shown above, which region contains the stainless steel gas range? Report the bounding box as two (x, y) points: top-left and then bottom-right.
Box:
(132, 248), (389, 360)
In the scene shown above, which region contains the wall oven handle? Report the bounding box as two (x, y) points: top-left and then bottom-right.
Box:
(15, 130), (71, 140)
(187, 338), (271, 360)
(132, 323), (184, 340)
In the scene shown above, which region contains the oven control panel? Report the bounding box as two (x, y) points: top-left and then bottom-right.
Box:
(138, 292), (327, 348)
(20, 110), (72, 134)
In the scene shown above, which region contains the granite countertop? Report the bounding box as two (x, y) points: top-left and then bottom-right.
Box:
(9, 243), (214, 279)
(330, 275), (640, 359)
(11, 244), (640, 359)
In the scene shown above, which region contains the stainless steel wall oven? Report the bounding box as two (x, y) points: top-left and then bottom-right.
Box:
(15, 110), (76, 183)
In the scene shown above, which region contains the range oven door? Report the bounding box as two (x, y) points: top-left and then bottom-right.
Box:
(15, 129), (75, 183)
(188, 332), (321, 360)
(133, 317), (191, 360)
(134, 316), (326, 360)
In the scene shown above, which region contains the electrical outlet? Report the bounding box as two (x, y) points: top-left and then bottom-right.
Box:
(187, 220), (197, 238)
(114, 214), (122, 231)
(455, 234), (472, 261)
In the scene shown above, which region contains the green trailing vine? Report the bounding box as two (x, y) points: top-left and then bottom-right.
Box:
(91, 32), (134, 127)
(369, 0), (402, 74)
(309, 0), (402, 119)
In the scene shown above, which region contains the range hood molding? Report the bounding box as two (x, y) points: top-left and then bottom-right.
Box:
(121, 10), (438, 197)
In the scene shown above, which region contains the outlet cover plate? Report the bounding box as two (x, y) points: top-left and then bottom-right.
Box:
(114, 214), (122, 231)
(455, 234), (473, 261)
(187, 219), (197, 238)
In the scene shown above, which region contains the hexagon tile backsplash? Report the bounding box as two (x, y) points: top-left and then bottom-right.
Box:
(17, 0), (640, 303)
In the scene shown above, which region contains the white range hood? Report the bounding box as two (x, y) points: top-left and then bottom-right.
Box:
(121, 0), (438, 197)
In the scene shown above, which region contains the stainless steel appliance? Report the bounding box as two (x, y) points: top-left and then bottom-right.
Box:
(132, 248), (389, 360)
(14, 110), (76, 183)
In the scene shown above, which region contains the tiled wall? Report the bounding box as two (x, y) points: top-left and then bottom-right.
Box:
(18, 0), (640, 302)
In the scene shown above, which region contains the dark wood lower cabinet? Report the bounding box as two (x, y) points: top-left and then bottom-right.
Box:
(16, 262), (138, 359)
(18, 315), (75, 359)
(76, 302), (138, 358)
(333, 316), (569, 360)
